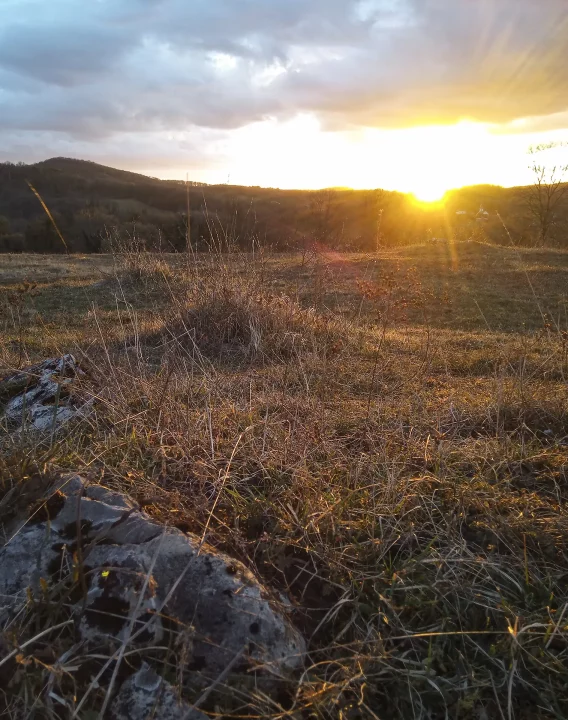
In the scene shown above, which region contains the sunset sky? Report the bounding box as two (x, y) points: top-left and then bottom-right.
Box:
(1, 0), (568, 197)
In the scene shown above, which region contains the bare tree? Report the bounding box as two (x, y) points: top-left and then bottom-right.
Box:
(308, 189), (338, 248)
(374, 189), (387, 253)
(526, 142), (568, 247)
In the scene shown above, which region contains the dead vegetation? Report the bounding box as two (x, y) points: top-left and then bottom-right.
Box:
(174, 267), (349, 363)
(1, 243), (568, 718)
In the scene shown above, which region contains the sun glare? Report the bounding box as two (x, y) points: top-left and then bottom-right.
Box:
(411, 185), (448, 203)
(181, 116), (566, 192)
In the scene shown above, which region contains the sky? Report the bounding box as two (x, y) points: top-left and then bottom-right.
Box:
(1, 0), (568, 198)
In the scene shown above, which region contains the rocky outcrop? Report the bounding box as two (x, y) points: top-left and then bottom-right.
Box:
(110, 665), (207, 720)
(0, 474), (305, 703)
(0, 355), (91, 435)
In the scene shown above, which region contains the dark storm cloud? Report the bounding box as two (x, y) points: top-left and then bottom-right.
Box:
(1, 0), (567, 150)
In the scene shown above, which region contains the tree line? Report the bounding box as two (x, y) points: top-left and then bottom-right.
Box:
(1, 155), (567, 254)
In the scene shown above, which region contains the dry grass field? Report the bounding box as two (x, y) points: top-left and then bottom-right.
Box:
(1, 241), (568, 718)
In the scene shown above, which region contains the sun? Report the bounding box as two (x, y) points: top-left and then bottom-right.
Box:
(411, 183), (448, 203)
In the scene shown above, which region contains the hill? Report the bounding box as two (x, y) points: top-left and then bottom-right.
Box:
(0, 157), (565, 253)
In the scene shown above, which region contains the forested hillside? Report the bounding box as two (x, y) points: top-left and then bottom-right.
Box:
(0, 157), (562, 253)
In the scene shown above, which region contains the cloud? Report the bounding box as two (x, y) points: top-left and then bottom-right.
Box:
(0, 126), (231, 180)
(490, 112), (568, 138)
(0, 23), (131, 87)
(1, 0), (567, 168)
(277, 0), (568, 128)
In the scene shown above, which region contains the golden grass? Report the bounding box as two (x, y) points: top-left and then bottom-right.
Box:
(1, 243), (568, 718)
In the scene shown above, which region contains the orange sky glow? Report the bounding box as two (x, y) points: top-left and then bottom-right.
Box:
(148, 115), (568, 198)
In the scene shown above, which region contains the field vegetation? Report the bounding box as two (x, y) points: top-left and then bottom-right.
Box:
(1, 238), (568, 718)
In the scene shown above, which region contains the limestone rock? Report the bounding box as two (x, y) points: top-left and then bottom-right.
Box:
(0, 474), (305, 678)
(110, 665), (207, 720)
(0, 355), (91, 435)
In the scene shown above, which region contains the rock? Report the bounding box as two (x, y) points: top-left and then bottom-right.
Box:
(0, 474), (305, 680)
(0, 355), (91, 435)
(110, 665), (207, 720)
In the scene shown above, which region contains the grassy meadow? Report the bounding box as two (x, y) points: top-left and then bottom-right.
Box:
(1, 241), (568, 718)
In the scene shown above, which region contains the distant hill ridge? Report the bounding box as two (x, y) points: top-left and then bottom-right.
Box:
(0, 157), (563, 253)
(36, 157), (164, 184)
(26, 157), (523, 193)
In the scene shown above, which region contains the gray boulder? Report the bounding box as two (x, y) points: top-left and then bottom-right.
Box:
(0, 474), (305, 679)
